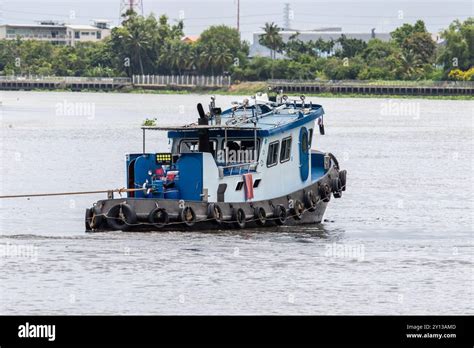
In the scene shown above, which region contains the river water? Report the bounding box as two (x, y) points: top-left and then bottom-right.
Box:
(0, 91), (472, 314)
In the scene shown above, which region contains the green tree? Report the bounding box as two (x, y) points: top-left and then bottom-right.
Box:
(437, 18), (474, 74)
(336, 35), (367, 58)
(390, 20), (428, 46)
(259, 22), (284, 60)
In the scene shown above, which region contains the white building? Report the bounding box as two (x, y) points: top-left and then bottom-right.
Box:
(0, 20), (111, 46)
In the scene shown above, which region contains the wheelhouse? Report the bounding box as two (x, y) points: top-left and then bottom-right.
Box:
(126, 94), (327, 203)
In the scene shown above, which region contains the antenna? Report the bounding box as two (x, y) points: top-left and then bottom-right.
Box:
(283, 3), (291, 29)
(119, 0), (144, 22)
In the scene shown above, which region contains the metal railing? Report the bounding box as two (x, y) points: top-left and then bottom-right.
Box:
(218, 162), (258, 177)
(0, 75), (131, 84)
(132, 74), (231, 87)
(268, 79), (474, 88)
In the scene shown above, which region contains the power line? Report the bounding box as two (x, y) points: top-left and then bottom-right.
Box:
(2, 8), (468, 20)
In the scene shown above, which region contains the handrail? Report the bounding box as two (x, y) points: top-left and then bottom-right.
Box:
(0, 75), (131, 83)
(218, 161), (258, 177)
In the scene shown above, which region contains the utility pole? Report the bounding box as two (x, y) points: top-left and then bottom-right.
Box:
(283, 3), (291, 29)
(119, 0), (144, 22)
(236, 0), (240, 33)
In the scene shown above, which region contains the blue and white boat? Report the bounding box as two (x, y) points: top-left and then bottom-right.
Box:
(86, 93), (347, 231)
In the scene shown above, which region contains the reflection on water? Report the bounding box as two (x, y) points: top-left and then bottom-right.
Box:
(0, 91), (472, 314)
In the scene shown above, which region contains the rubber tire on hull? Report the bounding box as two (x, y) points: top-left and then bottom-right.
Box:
(339, 170), (347, 191)
(107, 204), (137, 231)
(233, 208), (246, 229)
(254, 207), (267, 226)
(85, 208), (92, 231)
(148, 208), (169, 228)
(273, 205), (287, 226)
(305, 190), (318, 212)
(331, 177), (341, 192)
(319, 183), (331, 203)
(331, 177), (342, 199)
(291, 199), (305, 220)
(180, 206), (196, 227)
(89, 205), (105, 230)
(207, 203), (223, 225)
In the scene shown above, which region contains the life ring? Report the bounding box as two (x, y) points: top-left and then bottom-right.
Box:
(319, 183), (331, 203)
(233, 208), (246, 229)
(180, 206), (196, 227)
(291, 199), (305, 220)
(254, 206), (267, 226)
(304, 190), (318, 212)
(273, 205), (287, 225)
(207, 203), (223, 225)
(148, 207), (169, 228)
(107, 203), (137, 231)
(339, 170), (347, 191)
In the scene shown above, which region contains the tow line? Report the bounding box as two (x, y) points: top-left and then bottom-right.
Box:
(0, 188), (147, 199)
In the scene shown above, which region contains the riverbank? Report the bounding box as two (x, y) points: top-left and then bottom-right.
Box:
(2, 78), (473, 100)
(11, 86), (473, 100)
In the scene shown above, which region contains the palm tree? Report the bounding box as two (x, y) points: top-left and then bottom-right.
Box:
(259, 22), (284, 60)
(121, 16), (153, 75)
(397, 49), (424, 80)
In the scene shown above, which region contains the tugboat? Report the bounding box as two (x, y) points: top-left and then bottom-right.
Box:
(85, 93), (347, 231)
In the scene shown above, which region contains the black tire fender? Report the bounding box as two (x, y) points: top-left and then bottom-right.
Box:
(273, 205), (287, 226)
(148, 207), (169, 228)
(331, 177), (341, 193)
(233, 208), (246, 229)
(107, 203), (137, 231)
(254, 206), (267, 226)
(291, 199), (305, 220)
(207, 203), (223, 225)
(305, 190), (318, 212)
(85, 208), (92, 231)
(180, 206), (196, 227)
(319, 183), (331, 203)
(339, 170), (347, 191)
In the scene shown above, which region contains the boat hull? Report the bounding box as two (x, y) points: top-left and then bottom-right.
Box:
(86, 164), (341, 232)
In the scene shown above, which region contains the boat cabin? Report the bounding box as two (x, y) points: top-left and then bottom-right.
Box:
(126, 95), (328, 204)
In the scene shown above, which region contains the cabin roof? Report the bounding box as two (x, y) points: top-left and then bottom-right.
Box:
(164, 103), (324, 138)
(141, 125), (261, 131)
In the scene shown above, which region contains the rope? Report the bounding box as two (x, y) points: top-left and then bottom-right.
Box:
(0, 187), (146, 199)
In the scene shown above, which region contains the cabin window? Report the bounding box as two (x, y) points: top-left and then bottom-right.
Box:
(309, 128), (313, 146)
(235, 181), (244, 191)
(253, 179), (261, 188)
(179, 139), (217, 156)
(301, 131), (308, 152)
(266, 141), (280, 167)
(223, 138), (260, 163)
(280, 136), (292, 163)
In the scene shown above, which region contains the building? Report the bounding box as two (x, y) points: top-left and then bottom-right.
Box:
(181, 35), (200, 44)
(0, 20), (112, 46)
(249, 27), (391, 58)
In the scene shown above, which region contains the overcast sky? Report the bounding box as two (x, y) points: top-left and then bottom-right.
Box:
(0, 0), (472, 41)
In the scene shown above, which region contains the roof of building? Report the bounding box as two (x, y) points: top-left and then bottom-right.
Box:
(65, 25), (100, 30)
(0, 23), (108, 31)
(181, 35), (200, 43)
(1, 23), (65, 28)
